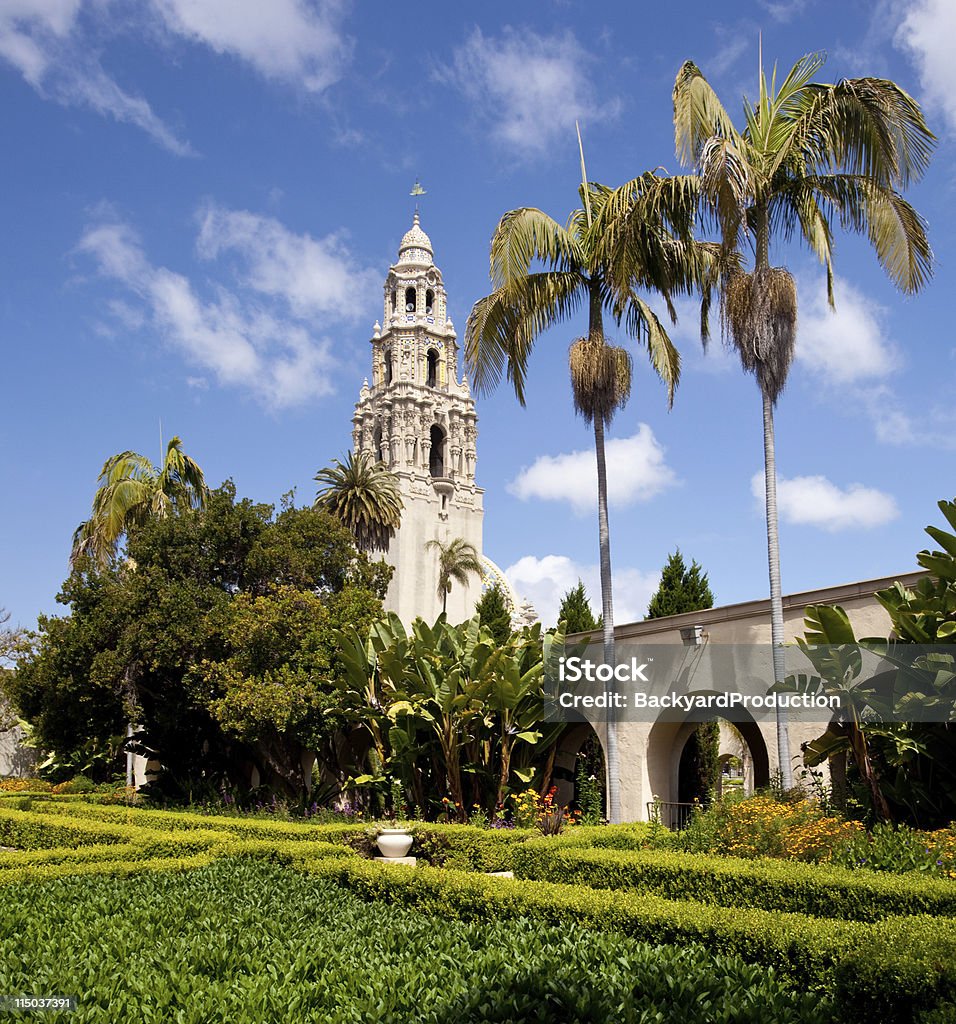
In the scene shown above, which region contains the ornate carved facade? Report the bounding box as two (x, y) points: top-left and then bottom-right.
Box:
(352, 214), (485, 623)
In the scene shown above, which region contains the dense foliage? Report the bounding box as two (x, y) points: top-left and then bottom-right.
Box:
(789, 499), (956, 827)
(335, 614), (565, 819)
(9, 484), (390, 801)
(0, 857), (830, 1024)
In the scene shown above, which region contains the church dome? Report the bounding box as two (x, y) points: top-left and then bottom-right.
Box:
(397, 212), (433, 266)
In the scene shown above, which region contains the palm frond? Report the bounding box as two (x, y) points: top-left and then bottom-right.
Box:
(673, 60), (741, 166)
(786, 76), (935, 188)
(314, 450), (403, 554)
(489, 208), (583, 288)
(464, 272), (584, 402)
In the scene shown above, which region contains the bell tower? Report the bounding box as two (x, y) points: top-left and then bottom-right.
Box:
(352, 214), (484, 623)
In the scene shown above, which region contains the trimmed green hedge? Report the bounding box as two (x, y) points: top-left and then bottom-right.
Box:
(0, 858), (831, 1024)
(512, 841), (956, 921)
(308, 858), (956, 1024)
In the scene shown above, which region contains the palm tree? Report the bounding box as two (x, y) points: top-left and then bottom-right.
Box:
(673, 52), (934, 787)
(314, 450), (403, 555)
(71, 436), (208, 568)
(426, 537), (483, 616)
(465, 149), (716, 823)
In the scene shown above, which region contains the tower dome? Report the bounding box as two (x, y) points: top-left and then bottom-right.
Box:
(396, 212), (433, 267)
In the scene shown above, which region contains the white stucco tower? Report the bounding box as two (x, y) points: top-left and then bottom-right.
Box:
(352, 214), (485, 623)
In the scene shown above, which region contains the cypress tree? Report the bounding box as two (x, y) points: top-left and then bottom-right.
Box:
(557, 580), (601, 633)
(646, 549), (714, 619)
(475, 584), (512, 645)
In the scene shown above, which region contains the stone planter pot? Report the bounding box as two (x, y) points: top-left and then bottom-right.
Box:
(375, 828), (414, 859)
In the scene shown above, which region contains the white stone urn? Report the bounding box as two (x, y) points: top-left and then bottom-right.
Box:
(376, 827), (414, 859)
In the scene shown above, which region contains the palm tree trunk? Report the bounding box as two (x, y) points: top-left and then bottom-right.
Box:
(587, 285), (621, 824)
(762, 389), (793, 789)
(594, 414), (621, 823)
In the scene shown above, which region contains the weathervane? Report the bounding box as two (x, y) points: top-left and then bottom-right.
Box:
(410, 178), (427, 218)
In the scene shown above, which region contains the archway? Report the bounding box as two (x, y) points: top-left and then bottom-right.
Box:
(645, 699), (770, 827)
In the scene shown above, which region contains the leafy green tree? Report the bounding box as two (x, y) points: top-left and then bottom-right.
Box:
(465, 147), (717, 823)
(203, 583), (383, 800)
(425, 537), (483, 616)
(12, 483), (389, 797)
(475, 584), (513, 645)
(314, 450), (403, 554)
(558, 580), (601, 633)
(646, 550), (714, 619)
(674, 53), (934, 786)
(71, 436), (208, 568)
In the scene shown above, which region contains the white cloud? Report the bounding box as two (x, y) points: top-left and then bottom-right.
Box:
(897, 0), (956, 133)
(508, 426), (677, 516)
(505, 554), (659, 628)
(751, 472), (899, 532)
(76, 209), (379, 408)
(796, 276), (898, 383)
(0, 1), (192, 155)
(151, 0), (350, 92)
(196, 206), (377, 319)
(435, 27), (620, 157)
(758, 0), (809, 23)
(0, 0), (351, 152)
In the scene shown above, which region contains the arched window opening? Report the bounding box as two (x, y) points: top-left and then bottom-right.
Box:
(429, 425), (445, 478)
(373, 424), (383, 463)
(390, 289), (397, 312)
(425, 289), (434, 314)
(384, 350), (392, 385)
(405, 287), (416, 312)
(426, 348), (439, 388)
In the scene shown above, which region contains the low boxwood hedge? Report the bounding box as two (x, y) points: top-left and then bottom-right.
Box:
(0, 858), (833, 1024)
(512, 841), (956, 921)
(308, 858), (956, 1024)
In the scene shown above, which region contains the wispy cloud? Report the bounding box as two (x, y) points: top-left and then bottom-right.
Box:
(0, 0), (352, 153)
(508, 426), (677, 516)
(0, 1), (192, 155)
(196, 205), (378, 320)
(77, 207), (377, 408)
(896, 0), (956, 134)
(151, 0), (351, 92)
(505, 554), (659, 628)
(752, 472), (899, 531)
(435, 27), (620, 158)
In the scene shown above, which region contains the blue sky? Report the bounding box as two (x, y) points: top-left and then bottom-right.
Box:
(2, 0), (955, 631)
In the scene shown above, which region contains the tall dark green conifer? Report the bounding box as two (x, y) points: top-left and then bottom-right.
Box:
(475, 584), (512, 645)
(557, 580), (601, 633)
(646, 550), (714, 620)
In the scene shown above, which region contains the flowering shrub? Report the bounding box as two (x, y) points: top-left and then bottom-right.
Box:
(677, 795), (956, 876)
(680, 796), (861, 861)
(0, 778), (52, 793)
(511, 788), (580, 835)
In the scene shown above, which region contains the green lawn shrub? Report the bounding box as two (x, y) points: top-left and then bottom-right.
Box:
(512, 842), (956, 921)
(309, 858), (956, 1023)
(0, 857), (832, 1024)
